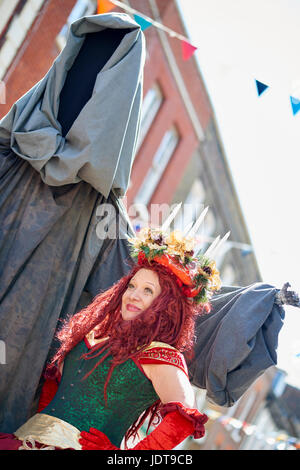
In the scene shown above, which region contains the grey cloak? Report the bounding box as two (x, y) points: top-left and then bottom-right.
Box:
(0, 12), (296, 433)
(0, 12), (145, 432)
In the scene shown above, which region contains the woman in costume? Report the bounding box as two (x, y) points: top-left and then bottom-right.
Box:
(0, 209), (226, 451)
(0, 206), (299, 451)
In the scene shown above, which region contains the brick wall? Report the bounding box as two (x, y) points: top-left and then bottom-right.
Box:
(1, 0), (77, 118)
(126, 0), (212, 205)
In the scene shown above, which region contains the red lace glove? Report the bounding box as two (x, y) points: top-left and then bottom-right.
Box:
(37, 365), (62, 412)
(79, 429), (119, 450)
(79, 402), (208, 450)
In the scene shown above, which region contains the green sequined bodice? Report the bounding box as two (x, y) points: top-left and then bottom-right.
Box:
(40, 340), (159, 447)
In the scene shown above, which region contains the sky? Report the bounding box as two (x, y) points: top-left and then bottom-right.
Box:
(178, 0), (300, 387)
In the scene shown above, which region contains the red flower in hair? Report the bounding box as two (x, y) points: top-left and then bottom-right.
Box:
(138, 251), (147, 264)
(182, 286), (201, 298)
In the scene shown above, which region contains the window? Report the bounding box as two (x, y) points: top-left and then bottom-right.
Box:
(230, 390), (257, 442)
(175, 179), (216, 253)
(220, 264), (235, 285)
(271, 370), (286, 397)
(0, 0), (19, 36)
(136, 83), (163, 151)
(134, 126), (179, 206)
(185, 178), (206, 204)
(173, 178), (207, 237)
(56, 0), (96, 51)
(0, 0), (45, 79)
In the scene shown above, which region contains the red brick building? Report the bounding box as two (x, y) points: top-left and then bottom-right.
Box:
(125, 0), (211, 206)
(0, 0), (76, 110)
(0, 0), (261, 287)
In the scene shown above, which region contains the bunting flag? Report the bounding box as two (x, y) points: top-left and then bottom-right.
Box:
(97, 0), (114, 14)
(133, 14), (152, 31)
(181, 40), (198, 61)
(204, 408), (300, 450)
(96, 0), (300, 117)
(255, 79), (269, 96)
(255, 80), (300, 115)
(105, 0), (198, 61)
(290, 96), (300, 115)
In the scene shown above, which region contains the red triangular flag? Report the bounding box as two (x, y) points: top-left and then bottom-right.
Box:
(97, 0), (114, 14)
(181, 40), (197, 60)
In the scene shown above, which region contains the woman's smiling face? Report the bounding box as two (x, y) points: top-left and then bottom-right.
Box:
(121, 268), (162, 321)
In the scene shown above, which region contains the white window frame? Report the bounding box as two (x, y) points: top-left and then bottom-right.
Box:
(0, 0), (45, 79)
(176, 178), (207, 232)
(56, 0), (96, 51)
(134, 125), (179, 206)
(0, 0), (19, 36)
(136, 82), (163, 152)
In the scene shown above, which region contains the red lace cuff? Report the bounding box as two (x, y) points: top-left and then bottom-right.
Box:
(160, 402), (208, 439)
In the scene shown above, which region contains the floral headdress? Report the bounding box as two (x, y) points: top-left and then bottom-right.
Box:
(127, 204), (230, 305)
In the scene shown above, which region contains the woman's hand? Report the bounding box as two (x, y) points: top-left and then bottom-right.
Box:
(79, 403), (208, 450)
(79, 428), (118, 450)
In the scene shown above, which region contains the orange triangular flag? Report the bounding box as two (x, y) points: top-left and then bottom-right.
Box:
(97, 0), (114, 14)
(181, 40), (197, 61)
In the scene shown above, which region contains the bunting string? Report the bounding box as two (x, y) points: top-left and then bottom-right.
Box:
(97, 0), (300, 115)
(98, 0), (199, 60)
(102, 0), (189, 40)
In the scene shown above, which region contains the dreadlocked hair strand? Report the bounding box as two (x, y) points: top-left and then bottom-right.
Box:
(46, 259), (211, 446)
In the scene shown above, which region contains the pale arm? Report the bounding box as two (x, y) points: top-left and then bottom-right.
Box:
(141, 362), (195, 408)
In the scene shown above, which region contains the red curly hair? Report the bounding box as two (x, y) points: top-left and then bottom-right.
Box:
(48, 258), (211, 446)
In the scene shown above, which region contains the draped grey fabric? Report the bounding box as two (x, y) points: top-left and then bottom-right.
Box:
(0, 13), (145, 198)
(0, 13), (142, 432)
(0, 150), (134, 431)
(0, 12), (288, 434)
(190, 282), (285, 407)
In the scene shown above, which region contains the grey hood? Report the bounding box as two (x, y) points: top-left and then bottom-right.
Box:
(0, 13), (145, 198)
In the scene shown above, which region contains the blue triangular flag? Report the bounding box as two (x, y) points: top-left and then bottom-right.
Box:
(255, 79), (269, 96)
(134, 14), (152, 31)
(290, 96), (300, 115)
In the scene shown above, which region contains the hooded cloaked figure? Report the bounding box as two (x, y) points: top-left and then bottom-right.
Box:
(0, 13), (144, 432)
(0, 13), (299, 434)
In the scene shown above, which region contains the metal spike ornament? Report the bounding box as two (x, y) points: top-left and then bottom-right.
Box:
(182, 220), (194, 236)
(186, 206), (209, 239)
(205, 231), (231, 258)
(161, 202), (182, 231)
(203, 235), (220, 257)
(127, 204), (226, 305)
